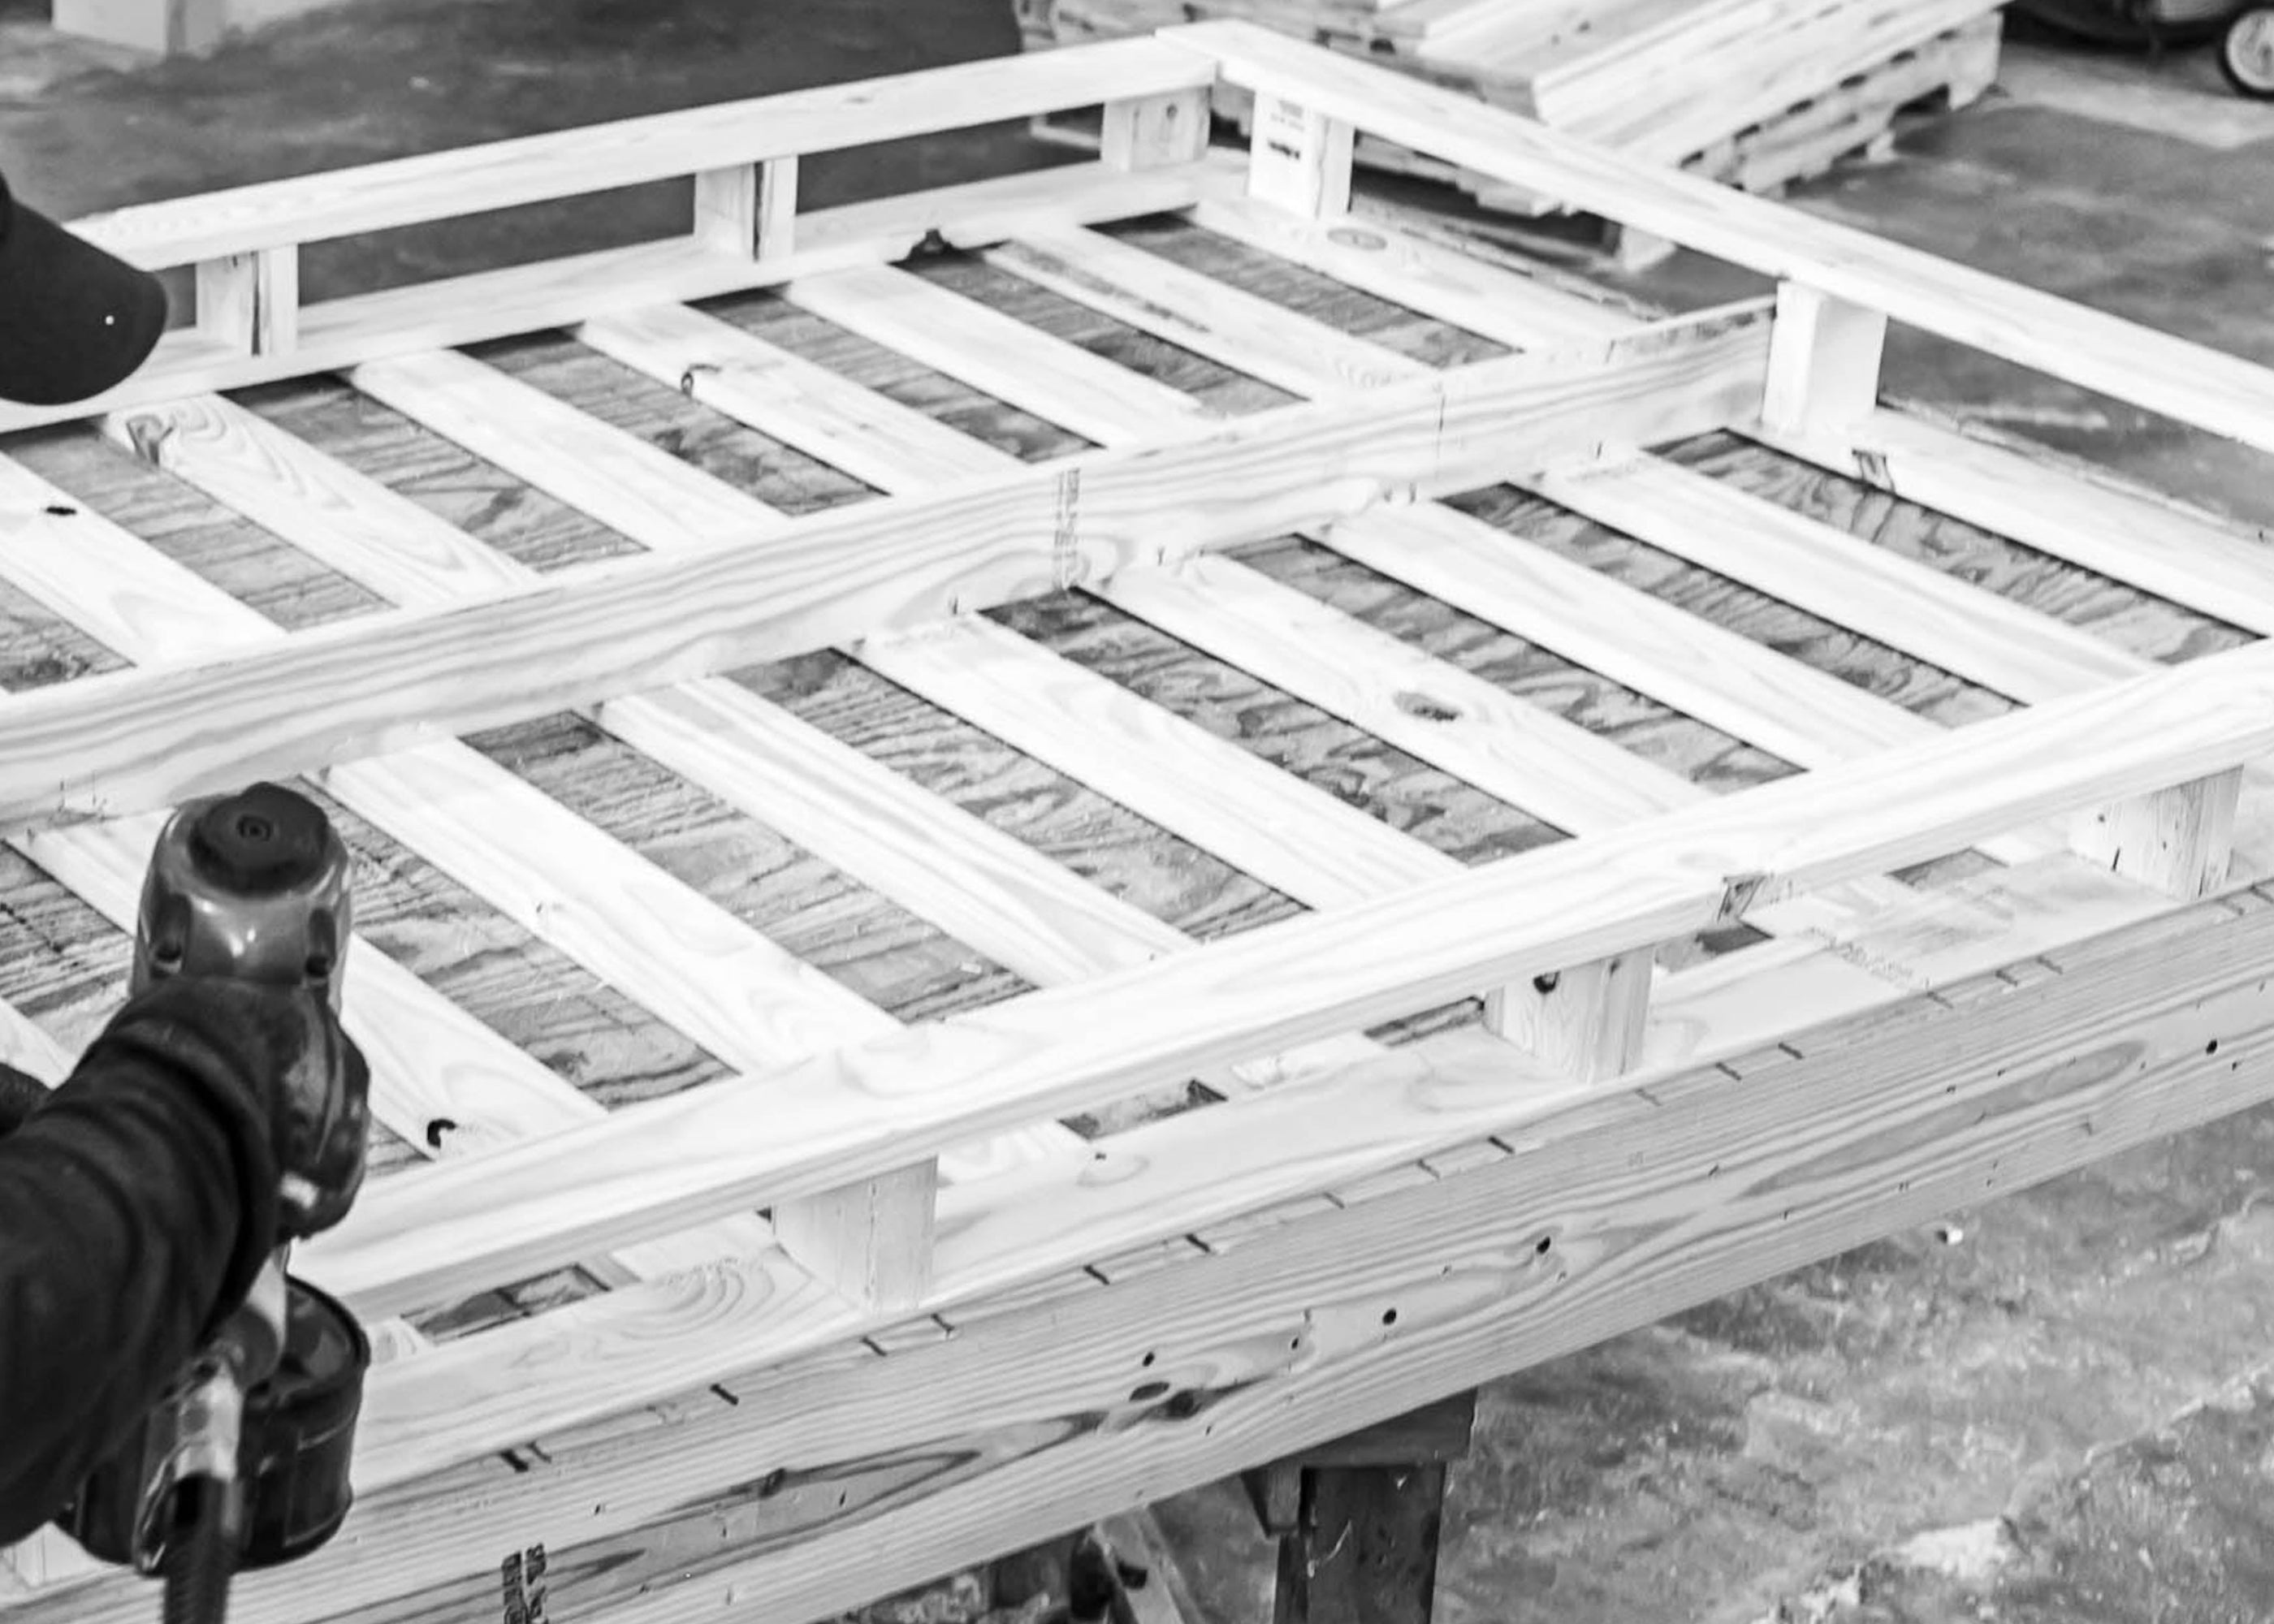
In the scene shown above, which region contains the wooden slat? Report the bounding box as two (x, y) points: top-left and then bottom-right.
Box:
(26, 815), (2246, 1619)
(1758, 407), (2274, 638)
(329, 899), (2274, 1624)
(0, 305), (1771, 834)
(572, 306), (1393, 1104)
(1169, 19), (2274, 456)
(948, 220), (2047, 879)
(99, 395), (534, 604)
(1325, 502), (1932, 764)
(310, 856), (2072, 1498)
(785, 261), (1213, 444)
(576, 302), (1000, 493)
(990, 227), (1425, 393)
(1525, 449), (2143, 703)
(1100, 553), (1688, 831)
(0, 158), (1227, 436)
(594, 678), (1189, 987)
(69, 39), (1219, 269)
(237, 827), (2274, 1513)
(349, 349), (776, 551)
(1188, 192), (1633, 344)
(0, 458), (776, 1282)
(303, 637), (2274, 1319)
(123, 363), (1068, 1297)
(860, 615), (1450, 907)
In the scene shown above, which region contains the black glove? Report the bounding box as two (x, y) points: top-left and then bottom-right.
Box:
(84, 977), (371, 1243)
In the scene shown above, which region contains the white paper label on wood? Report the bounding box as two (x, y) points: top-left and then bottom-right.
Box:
(1247, 92), (1354, 219)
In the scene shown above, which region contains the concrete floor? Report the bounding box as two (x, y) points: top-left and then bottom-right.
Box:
(8, 4), (2274, 1620)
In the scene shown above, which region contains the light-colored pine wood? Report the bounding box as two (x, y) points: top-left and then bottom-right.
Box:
(111, 877), (2274, 1624)
(195, 247), (298, 356)
(0, 158), (1228, 437)
(297, 827), (2261, 1513)
(1484, 950), (1652, 1082)
(67, 40), (1217, 270)
(1190, 191), (1633, 343)
(1757, 406), (2274, 638)
(304, 636), (2274, 1320)
(2073, 768), (2243, 901)
(0, 305), (1770, 836)
(694, 156), (799, 261)
(96, 395), (534, 606)
(1246, 91), (1357, 217)
(576, 301), (1002, 492)
(1171, 19), (2274, 456)
(370, 907), (2274, 1624)
(860, 614), (1450, 906)
(1524, 448), (2139, 704)
(785, 261), (1213, 443)
(0, 473), (779, 1285)
(988, 226), (1424, 393)
(1760, 283), (1883, 434)
(1102, 86), (1215, 170)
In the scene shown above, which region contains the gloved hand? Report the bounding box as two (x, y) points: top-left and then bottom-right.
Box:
(89, 976), (370, 1243)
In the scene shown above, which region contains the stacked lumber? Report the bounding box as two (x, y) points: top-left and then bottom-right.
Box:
(11, 28), (2274, 1624)
(1018, 0), (2004, 209)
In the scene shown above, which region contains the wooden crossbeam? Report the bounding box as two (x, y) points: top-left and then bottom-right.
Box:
(1169, 19), (2274, 456)
(68, 41), (1217, 270)
(300, 637), (2274, 1321)
(0, 454), (780, 1293)
(264, 826), (2274, 1506)
(0, 304), (1769, 836)
(104, 868), (2274, 1624)
(0, 159), (1225, 436)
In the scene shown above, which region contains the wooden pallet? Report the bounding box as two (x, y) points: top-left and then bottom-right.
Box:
(6, 24), (2274, 1623)
(1022, 0), (2005, 214)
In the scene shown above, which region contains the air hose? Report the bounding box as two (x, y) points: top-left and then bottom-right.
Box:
(159, 1479), (239, 1624)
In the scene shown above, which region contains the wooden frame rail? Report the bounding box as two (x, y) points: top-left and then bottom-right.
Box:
(9, 28), (2274, 1624)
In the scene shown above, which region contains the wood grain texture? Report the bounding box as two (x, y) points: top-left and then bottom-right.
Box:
(304, 635), (2274, 1320)
(1173, 20), (2274, 455)
(0, 158), (1226, 436)
(66, 40), (1217, 268)
(378, 900), (2274, 1624)
(0, 307), (1770, 836)
(1754, 408), (2274, 645)
(57, 883), (2274, 1624)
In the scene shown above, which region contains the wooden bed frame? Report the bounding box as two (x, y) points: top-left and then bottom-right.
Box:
(6, 22), (2274, 1621)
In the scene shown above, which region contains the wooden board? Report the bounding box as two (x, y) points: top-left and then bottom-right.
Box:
(6, 34), (2274, 1624)
(1022, 0), (2004, 211)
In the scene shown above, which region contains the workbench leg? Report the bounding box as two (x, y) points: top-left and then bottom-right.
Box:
(1271, 1462), (1450, 1624)
(1246, 1389), (1474, 1624)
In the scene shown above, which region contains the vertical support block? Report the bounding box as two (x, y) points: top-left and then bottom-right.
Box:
(773, 1160), (941, 1312)
(2072, 767), (2242, 900)
(196, 247), (297, 357)
(1485, 950), (1652, 1084)
(694, 156), (798, 261)
(1100, 87), (1212, 171)
(53, 0), (226, 54)
(1760, 282), (1886, 435)
(1247, 92), (1355, 218)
